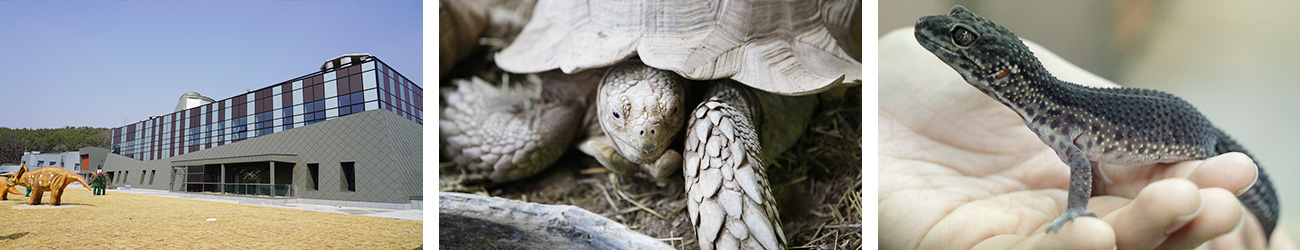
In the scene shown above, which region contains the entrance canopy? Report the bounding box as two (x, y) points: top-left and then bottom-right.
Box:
(171, 153), (301, 167)
(171, 153), (299, 197)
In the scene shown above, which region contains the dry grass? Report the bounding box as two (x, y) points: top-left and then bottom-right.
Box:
(0, 187), (422, 249)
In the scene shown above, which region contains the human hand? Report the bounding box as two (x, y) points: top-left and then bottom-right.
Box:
(878, 27), (1280, 249)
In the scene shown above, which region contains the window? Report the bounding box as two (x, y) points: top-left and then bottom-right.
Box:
(282, 107), (295, 130)
(187, 127), (201, 146)
(254, 111), (274, 136)
(149, 170), (156, 185)
(140, 170), (146, 184)
(340, 162), (355, 192)
(338, 91), (366, 116)
(307, 163), (319, 190)
(303, 100), (326, 125)
(231, 116), (248, 140)
(215, 122), (226, 142)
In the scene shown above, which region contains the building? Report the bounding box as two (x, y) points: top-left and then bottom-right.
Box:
(0, 164), (19, 175)
(20, 151), (82, 173)
(87, 54), (422, 207)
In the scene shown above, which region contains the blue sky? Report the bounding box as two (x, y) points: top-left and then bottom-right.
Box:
(0, 1), (422, 129)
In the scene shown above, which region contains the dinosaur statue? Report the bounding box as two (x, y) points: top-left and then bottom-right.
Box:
(2, 164), (93, 205)
(89, 170), (108, 195)
(0, 175), (23, 196)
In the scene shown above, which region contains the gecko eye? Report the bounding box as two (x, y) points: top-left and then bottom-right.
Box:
(950, 24), (977, 47)
(612, 109), (621, 119)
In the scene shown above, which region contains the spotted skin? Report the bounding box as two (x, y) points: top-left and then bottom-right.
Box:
(915, 5), (1279, 240)
(2, 164), (93, 206)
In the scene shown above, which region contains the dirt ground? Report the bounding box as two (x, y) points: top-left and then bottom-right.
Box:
(0, 187), (421, 249)
(440, 86), (863, 250)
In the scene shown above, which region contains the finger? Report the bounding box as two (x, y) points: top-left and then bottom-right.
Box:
(1105, 179), (1202, 250)
(973, 217), (1115, 250)
(1158, 188), (1246, 250)
(1166, 152), (1256, 195)
(1097, 152), (1256, 198)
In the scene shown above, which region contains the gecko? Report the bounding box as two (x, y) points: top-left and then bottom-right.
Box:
(914, 5), (1279, 241)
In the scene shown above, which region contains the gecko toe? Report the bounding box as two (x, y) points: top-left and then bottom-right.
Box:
(1045, 208), (1099, 233)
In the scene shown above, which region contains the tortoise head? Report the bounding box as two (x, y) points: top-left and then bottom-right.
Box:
(597, 61), (688, 164)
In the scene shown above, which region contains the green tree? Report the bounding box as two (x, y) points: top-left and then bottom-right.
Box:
(0, 127), (110, 164)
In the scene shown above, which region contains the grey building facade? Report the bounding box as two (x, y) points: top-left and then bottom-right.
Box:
(90, 55), (422, 205)
(20, 151), (81, 173)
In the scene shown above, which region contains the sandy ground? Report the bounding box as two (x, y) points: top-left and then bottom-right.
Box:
(0, 187), (421, 249)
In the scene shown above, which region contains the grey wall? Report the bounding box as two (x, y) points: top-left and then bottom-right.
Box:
(99, 151), (171, 190)
(94, 109), (422, 204)
(159, 109), (418, 203)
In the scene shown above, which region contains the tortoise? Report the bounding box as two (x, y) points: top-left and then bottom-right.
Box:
(441, 0), (861, 249)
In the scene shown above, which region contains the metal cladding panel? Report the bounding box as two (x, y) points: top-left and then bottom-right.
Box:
(146, 109), (423, 204)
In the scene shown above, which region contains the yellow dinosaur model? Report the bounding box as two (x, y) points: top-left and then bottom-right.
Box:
(0, 175), (22, 195)
(2, 164), (93, 205)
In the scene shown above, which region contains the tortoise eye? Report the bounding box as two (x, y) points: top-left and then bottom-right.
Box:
(950, 24), (977, 47)
(612, 109), (621, 119)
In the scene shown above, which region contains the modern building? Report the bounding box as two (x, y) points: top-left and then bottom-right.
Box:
(86, 54), (422, 207)
(19, 151), (82, 173)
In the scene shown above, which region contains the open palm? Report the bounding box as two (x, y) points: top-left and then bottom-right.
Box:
(878, 28), (1276, 250)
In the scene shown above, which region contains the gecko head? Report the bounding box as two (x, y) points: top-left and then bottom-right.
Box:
(914, 5), (1048, 94)
(597, 60), (687, 164)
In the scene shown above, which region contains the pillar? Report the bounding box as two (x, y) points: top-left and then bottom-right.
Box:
(219, 164), (226, 194)
(269, 162), (276, 197)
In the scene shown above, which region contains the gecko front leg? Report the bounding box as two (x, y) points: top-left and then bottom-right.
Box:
(1045, 139), (1100, 233)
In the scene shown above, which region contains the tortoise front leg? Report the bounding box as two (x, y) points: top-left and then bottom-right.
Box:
(684, 82), (785, 250)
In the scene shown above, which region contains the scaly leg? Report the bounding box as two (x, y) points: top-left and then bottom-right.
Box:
(685, 82), (785, 250)
(1045, 143), (1099, 233)
(441, 71), (599, 183)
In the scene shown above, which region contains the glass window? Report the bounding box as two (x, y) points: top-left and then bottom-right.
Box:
(340, 162), (355, 192)
(282, 107), (295, 131)
(307, 163), (319, 190)
(351, 91), (365, 104)
(302, 100), (326, 125)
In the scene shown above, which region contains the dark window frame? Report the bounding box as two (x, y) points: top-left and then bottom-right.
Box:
(340, 162), (355, 192)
